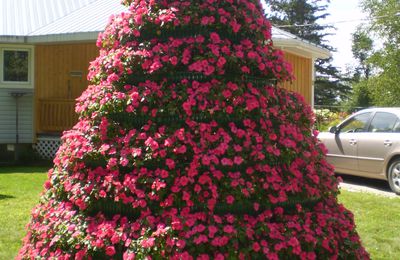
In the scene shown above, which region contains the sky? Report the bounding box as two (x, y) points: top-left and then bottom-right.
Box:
(324, 0), (366, 72)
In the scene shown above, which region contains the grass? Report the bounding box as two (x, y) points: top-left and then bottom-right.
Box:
(0, 166), (48, 260)
(1, 167), (399, 259)
(338, 189), (400, 259)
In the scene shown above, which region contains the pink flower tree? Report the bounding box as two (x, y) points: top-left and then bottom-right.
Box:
(18, 0), (369, 259)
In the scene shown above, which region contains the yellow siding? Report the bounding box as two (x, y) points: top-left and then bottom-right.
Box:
(35, 43), (98, 100)
(35, 43), (98, 133)
(280, 52), (313, 104)
(35, 44), (313, 133)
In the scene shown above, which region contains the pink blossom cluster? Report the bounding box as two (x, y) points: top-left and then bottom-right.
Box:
(18, 0), (368, 259)
(89, 0), (292, 85)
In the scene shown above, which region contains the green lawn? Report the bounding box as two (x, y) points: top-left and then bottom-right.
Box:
(338, 190), (400, 259)
(1, 167), (399, 259)
(0, 167), (48, 260)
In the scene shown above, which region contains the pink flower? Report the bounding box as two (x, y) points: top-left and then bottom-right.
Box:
(180, 176), (189, 186)
(123, 252), (135, 260)
(210, 32), (221, 43)
(176, 239), (186, 249)
(233, 156), (243, 165)
(145, 137), (159, 150)
(217, 57), (226, 68)
(166, 158), (175, 169)
(230, 20), (241, 33)
(254, 202), (260, 211)
(241, 66), (250, 74)
(221, 158), (233, 166)
(204, 65), (215, 75)
(105, 246), (116, 256)
(99, 190), (107, 198)
(202, 156), (211, 165)
(75, 198), (87, 210)
(182, 101), (193, 116)
(194, 234), (208, 244)
(141, 237), (155, 248)
(223, 225), (235, 234)
(111, 234), (120, 244)
(175, 145), (187, 154)
(226, 195), (235, 204)
(201, 16), (210, 25)
(252, 242), (261, 252)
(222, 89), (231, 98)
(75, 250), (87, 260)
(236, 51), (244, 58)
(170, 56), (178, 65)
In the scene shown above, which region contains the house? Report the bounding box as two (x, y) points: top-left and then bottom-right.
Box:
(0, 0), (330, 160)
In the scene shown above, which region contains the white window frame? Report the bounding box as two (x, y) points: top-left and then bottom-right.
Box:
(0, 45), (34, 89)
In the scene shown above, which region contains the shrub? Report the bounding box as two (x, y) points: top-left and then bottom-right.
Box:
(18, 0), (368, 259)
(314, 109), (348, 132)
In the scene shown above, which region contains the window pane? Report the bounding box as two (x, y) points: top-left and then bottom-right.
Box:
(341, 112), (371, 133)
(3, 50), (29, 82)
(369, 112), (398, 132)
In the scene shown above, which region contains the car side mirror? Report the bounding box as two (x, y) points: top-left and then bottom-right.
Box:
(329, 126), (339, 134)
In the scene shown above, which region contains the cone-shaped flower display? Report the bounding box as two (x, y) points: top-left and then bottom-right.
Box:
(19, 0), (369, 259)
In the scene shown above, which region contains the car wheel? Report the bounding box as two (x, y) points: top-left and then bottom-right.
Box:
(388, 159), (400, 195)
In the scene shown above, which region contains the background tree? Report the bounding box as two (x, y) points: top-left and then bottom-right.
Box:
(352, 27), (373, 81)
(359, 0), (400, 106)
(346, 27), (374, 110)
(266, 0), (351, 106)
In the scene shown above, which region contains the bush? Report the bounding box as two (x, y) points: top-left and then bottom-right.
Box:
(18, 1), (368, 259)
(314, 109), (348, 132)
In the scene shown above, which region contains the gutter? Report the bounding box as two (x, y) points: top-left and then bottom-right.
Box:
(0, 36), (27, 44)
(273, 38), (331, 60)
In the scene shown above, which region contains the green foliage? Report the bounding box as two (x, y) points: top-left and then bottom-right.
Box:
(354, 0), (400, 106)
(267, 0), (331, 44)
(266, 0), (351, 106)
(351, 27), (373, 80)
(314, 109), (348, 131)
(346, 80), (372, 110)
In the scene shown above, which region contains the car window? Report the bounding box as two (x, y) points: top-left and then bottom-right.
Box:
(393, 120), (400, 132)
(340, 112), (372, 133)
(369, 112), (399, 132)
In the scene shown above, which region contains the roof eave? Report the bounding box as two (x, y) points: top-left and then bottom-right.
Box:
(2, 32), (331, 61)
(273, 38), (331, 60)
(0, 36), (27, 44)
(27, 32), (99, 43)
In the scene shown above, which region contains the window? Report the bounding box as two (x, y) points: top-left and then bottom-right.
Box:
(3, 50), (29, 82)
(0, 46), (33, 87)
(340, 112), (372, 133)
(369, 112), (399, 132)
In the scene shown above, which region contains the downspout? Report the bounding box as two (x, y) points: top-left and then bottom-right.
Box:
(9, 91), (27, 161)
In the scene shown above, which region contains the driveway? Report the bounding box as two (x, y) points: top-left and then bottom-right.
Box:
(337, 174), (398, 198)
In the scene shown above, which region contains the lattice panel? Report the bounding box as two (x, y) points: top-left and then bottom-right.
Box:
(33, 138), (61, 160)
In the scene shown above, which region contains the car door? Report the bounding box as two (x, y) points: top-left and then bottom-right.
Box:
(357, 112), (399, 174)
(325, 112), (373, 173)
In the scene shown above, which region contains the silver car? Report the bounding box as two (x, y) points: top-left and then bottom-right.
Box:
(318, 108), (400, 194)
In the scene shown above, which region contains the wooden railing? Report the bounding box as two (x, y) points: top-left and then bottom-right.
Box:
(37, 99), (78, 133)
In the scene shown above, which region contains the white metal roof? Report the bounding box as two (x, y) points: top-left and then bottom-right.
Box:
(0, 0), (330, 59)
(0, 0), (98, 36)
(29, 0), (126, 36)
